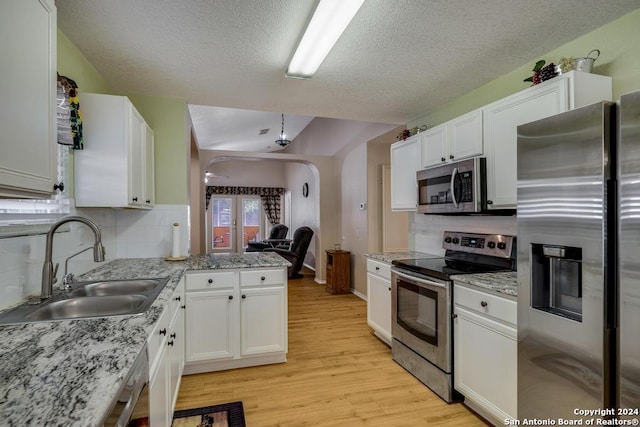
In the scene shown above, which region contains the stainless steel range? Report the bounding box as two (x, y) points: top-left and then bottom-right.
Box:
(391, 231), (516, 402)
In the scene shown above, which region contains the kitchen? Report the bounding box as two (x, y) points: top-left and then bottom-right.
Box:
(2, 1), (640, 426)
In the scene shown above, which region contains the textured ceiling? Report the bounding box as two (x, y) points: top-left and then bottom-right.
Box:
(188, 106), (314, 152)
(56, 0), (640, 151)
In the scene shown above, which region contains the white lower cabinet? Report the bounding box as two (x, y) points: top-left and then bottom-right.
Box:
(454, 284), (517, 425)
(185, 289), (237, 361)
(240, 286), (286, 356)
(148, 277), (185, 427)
(366, 259), (392, 346)
(184, 267), (288, 374)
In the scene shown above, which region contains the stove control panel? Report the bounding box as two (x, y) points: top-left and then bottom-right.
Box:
(442, 231), (515, 258)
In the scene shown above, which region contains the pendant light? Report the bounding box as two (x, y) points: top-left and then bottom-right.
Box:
(275, 113), (291, 147)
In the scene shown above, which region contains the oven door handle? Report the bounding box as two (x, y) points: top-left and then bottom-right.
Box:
(450, 168), (459, 208)
(392, 269), (448, 289)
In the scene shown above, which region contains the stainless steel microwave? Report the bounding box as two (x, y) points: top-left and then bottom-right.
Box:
(416, 157), (487, 214)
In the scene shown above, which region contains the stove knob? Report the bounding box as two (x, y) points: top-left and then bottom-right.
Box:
(497, 242), (507, 250)
(452, 238), (460, 244)
(487, 241), (496, 249)
(444, 237), (452, 243)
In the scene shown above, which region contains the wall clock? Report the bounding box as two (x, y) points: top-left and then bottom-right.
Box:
(302, 182), (309, 198)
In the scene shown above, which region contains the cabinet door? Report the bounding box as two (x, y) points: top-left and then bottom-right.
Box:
(0, 0), (57, 197)
(129, 106), (145, 206)
(484, 79), (568, 208)
(454, 306), (517, 421)
(144, 123), (155, 206)
(390, 136), (420, 211)
(240, 287), (286, 356)
(149, 344), (171, 427)
(168, 304), (184, 412)
(366, 273), (392, 345)
(448, 109), (483, 161)
(185, 290), (238, 362)
(420, 124), (447, 169)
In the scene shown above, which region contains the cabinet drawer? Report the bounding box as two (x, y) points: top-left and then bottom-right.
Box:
(168, 278), (185, 320)
(454, 284), (517, 325)
(148, 303), (171, 373)
(240, 269), (284, 287)
(186, 271), (237, 291)
(366, 259), (391, 280)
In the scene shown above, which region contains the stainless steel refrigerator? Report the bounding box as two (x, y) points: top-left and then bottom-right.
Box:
(517, 91), (640, 420)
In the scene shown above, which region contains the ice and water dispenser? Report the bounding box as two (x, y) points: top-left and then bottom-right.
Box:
(530, 244), (583, 322)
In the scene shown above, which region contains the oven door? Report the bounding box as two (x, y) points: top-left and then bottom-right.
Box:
(391, 268), (451, 373)
(416, 157), (486, 214)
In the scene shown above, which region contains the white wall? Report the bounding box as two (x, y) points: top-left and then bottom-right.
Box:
(410, 213), (517, 256)
(207, 159), (287, 187)
(283, 117), (396, 157)
(366, 126), (406, 254)
(335, 143), (368, 294)
(0, 204), (189, 310)
(284, 162), (319, 269)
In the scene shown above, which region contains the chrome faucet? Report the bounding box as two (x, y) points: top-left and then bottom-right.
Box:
(41, 216), (105, 299)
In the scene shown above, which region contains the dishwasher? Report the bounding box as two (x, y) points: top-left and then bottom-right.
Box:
(103, 345), (149, 427)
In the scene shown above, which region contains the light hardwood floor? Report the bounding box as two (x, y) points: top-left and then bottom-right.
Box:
(175, 268), (487, 426)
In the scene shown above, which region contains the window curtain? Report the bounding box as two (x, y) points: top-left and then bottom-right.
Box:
(206, 186), (284, 225)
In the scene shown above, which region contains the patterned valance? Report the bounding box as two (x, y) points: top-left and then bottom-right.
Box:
(205, 186), (285, 209)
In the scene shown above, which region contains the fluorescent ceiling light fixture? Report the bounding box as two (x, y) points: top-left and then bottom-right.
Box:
(286, 0), (365, 79)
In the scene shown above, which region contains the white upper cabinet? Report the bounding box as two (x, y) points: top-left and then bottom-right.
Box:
(144, 124), (156, 206)
(74, 93), (155, 208)
(483, 71), (612, 209)
(390, 135), (420, 211)
(420, 124), (447, 168)
(0, 0), (57, 198)
(421, 109), (483, 169)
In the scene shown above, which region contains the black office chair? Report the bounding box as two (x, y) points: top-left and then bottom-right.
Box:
(245, 224), (289, 252)
(265, 226), (314, 279)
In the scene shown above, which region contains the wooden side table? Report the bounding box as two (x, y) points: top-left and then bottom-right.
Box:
(325, 250), (351, 295)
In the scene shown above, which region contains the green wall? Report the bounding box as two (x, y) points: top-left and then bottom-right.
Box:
(408, 8), (640, 128)
(57, 30), (189, 205)
(128, 95), (189, 205)
(57, 30), (112, 94)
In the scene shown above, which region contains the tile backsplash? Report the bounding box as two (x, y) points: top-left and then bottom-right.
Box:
(410, 213), (517, 255)
(0, 204), (189, 310)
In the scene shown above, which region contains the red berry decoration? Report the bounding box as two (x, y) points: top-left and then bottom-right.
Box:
(539, 63), (558, 82)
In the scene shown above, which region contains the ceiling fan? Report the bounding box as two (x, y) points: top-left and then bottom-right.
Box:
(204, 171), (229, 183)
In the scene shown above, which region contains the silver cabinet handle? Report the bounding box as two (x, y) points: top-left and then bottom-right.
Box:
(450, 168), (459, 208)
(392, 269), (447, 289)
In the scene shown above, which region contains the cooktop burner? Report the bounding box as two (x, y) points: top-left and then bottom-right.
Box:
(392, 257), (510, 281)
(391, 231), (516, 281)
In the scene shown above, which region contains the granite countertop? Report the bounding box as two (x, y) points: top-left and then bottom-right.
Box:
(0, 252), (290, 427)
(364, 251), (439, 264)
(451, 271), (518, 298)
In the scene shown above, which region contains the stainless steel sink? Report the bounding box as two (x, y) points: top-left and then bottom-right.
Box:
(69, 279), (160, 297)
(0, 277), (169, 324)
(27, 295), (148, 321)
